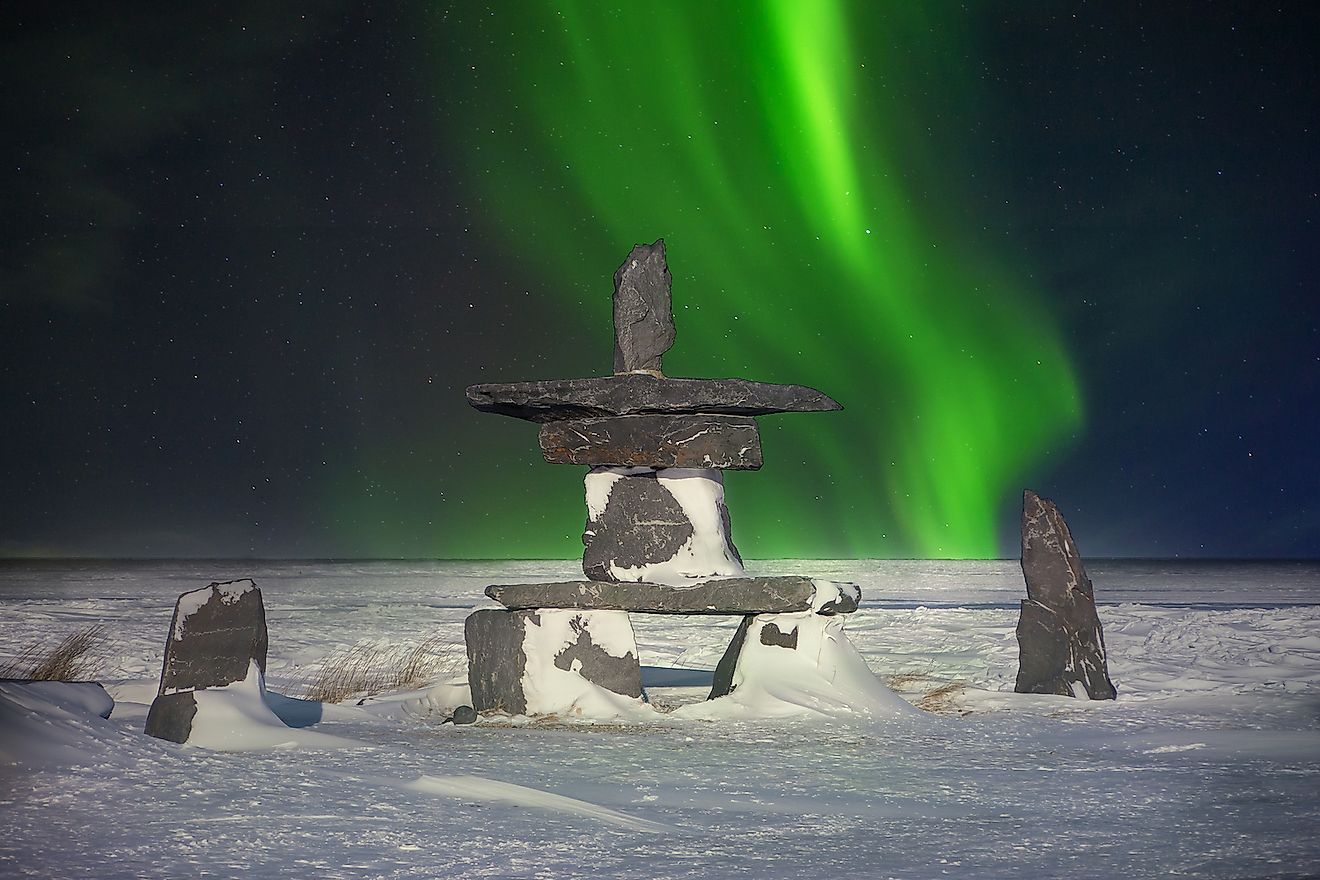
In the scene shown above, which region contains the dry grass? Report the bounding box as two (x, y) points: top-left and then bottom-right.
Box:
(883, 671), (971, 715)
(1, 624), (109, 681)
(299, 635), (466, 704)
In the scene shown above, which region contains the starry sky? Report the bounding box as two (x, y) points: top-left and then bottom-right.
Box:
(2, 3), (1317, 560)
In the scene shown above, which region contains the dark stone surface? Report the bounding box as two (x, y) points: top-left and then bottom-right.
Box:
(465, 609), (530, 715)
(158, 580), (267, 696)
(539, 414), (763, 470)
(758, 621), (799, 649)
(143, 690), (198, 743)
(817, 588), (860, 616)
(581, 471), (699, 582)
(486, 576), (825, 614)
(613, 239), (675, 375)
(552, 615), (643, 699)
(709, 615), (754, 700)
(451, 705), (477, 725)
(1014, 490), (1118, 700)
(466, 374), (841, 423)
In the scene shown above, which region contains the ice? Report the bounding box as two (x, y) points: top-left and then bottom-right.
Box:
(2, 558), (1318, 877)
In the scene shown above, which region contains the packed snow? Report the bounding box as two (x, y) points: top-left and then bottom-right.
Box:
(2, 558), (1318, 878)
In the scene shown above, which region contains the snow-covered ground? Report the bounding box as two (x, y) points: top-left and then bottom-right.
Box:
(2, 559), (1318, 878)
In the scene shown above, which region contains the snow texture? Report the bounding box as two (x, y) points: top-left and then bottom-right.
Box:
(186, 661), (363, 751)
(2, 559), (1319, 878)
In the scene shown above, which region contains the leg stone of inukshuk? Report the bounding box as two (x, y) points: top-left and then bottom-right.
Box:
(465, 608), (643, 717)
(704, 580), (913, 718)
(1014, 489), (1117, 700)
(582, 466), (742, 584)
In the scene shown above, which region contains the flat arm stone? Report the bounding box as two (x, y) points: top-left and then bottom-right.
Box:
(485, 576), (859, 616)
(466, 374), (841, 423)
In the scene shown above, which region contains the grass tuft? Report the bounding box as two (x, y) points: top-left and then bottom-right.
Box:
(299, 635), (466, 704)
(1, 624), (109, 681)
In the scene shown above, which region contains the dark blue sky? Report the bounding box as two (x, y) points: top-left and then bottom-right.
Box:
(1, 3), (1316, 558)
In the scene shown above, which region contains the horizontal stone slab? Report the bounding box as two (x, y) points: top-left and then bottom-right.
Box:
(485, 577), (860, 616)
(466, 374), (841, 423)
(539, 414), (762, 469)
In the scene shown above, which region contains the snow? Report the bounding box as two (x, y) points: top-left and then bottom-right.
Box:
(2, 558), (1319, 878)
(171, 577), (257, 641)
(185, 660), (364, 751)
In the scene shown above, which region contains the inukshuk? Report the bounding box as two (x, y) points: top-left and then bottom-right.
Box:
(463, 240), (870, 717)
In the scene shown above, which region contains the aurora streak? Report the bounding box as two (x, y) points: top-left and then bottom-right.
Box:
(436, 3), (1082, 558)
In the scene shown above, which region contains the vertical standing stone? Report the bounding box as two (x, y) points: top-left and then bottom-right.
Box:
(1014, 490), (1117, 700)
(613, 239), (675, 375)
(157, 579), (268, 695)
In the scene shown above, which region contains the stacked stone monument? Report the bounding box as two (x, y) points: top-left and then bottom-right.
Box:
(464, 240), (868, 717)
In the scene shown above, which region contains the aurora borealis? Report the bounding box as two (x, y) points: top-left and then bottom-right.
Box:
(2, 3), (1316, 559)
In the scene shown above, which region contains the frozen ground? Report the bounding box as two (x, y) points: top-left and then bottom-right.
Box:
(2, 558), (1318, 879)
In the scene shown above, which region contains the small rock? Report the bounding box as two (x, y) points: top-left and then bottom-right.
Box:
(451, 705), (477, 725)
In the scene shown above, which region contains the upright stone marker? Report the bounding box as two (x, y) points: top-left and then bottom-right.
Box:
(145, 578), (269, 742)
(1014, 490), (1117, 700)
(157, 579), (268, 695)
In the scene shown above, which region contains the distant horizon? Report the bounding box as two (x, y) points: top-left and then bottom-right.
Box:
(3, 555), (1318, 564)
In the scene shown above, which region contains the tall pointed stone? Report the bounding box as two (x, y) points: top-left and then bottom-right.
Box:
(612, 239), (675, 375)
(1014, 490), (1117, 700)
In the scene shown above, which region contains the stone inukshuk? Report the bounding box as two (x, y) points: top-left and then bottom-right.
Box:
(464, 239), (863, 717)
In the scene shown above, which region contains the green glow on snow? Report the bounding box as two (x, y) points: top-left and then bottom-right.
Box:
(423, 2), (1082, 558)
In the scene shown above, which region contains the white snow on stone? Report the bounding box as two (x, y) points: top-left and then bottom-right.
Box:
(186, 661), (363, 751)
(675, 612), (919, 721)
(519, 609), (652, 720)
(583, 466), (650, 521)
(171, 578), (257, 641)
(809, 579), (861, 612)
(610, 467), (744, 585)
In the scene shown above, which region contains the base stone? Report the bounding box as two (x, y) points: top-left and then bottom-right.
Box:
(466, 608), (644, 717)
(583, 466), (742, 585)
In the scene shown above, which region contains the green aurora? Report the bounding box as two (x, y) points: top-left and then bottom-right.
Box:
(427, 2), (1082, 559)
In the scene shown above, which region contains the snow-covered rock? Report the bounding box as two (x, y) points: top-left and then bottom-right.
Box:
(160, 578), (267, 694)
(582, 466), (743, 585)
(465, 608), (650, 720)
(689, 611), (918, 720)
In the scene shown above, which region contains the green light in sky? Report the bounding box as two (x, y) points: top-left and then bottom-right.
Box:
(424, 2), (1082, 558)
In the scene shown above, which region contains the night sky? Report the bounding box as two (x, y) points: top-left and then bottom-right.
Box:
(2, 3), (1317, 560)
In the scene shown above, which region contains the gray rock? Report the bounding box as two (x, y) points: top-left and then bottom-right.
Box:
(158, 579), (267, 696)
(1014, 490), (1117, 700)
(451, 705), (477, 725)
(758, 621), (799, 649)
(466, 374), (841, 423)
(582, 468), (742, 583)
(708, 615), (754, 699)
(613, 239), (675, 375)
(465, 609), (530, 716)
(486, 575), (842, 615)
(539, 414), (763, 470)
(143, 690), (198, 743)
(464, 608), (643, 715)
